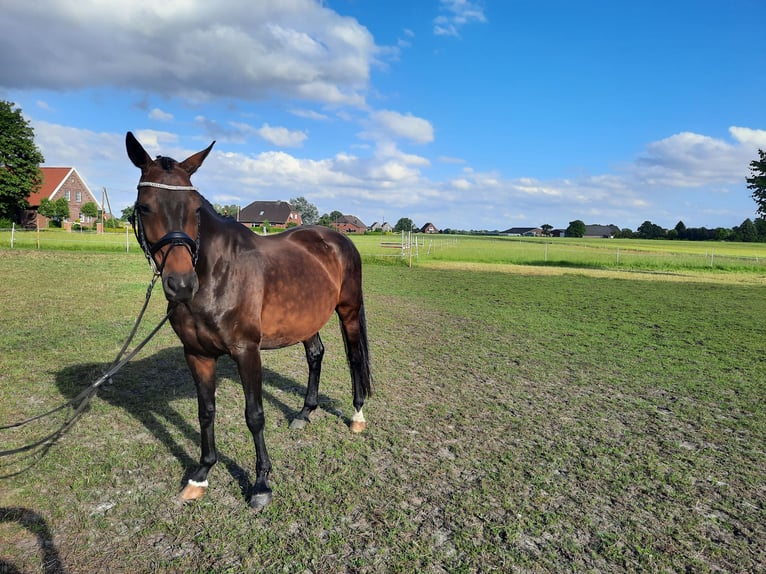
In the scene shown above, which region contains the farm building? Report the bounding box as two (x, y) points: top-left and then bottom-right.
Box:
(420, 222), (439, 234)
(584, 224), (620, 238)
(24, 167), (99, 229)
(238, 200), (302, 229)
(500, 227), (542, 236)
(369, 221), (393, 232)
(332, 215), (367, 234)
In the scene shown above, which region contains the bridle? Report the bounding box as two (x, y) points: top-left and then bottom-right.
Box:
(130, 181), (201, 275)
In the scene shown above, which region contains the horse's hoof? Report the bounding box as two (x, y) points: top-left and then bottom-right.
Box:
(248, 490), (273, 511)
(289, 417), (308, 430)
(180, 481), (207, 501)
(350, 420), (367, 433)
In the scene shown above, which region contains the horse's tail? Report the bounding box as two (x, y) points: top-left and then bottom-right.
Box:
(340, 298), (373, 399)
(357, 300), (373, 398)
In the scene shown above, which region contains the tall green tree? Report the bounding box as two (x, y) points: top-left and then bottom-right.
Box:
(290, 196), (319, 225)
(565, 219), (586, 237)
(746, 149), (766, 218)
(38, 197), (70, 225)
(637, 220), (666, 239)
(81, 201), (99, 219)
(394, 217), (414, 232)
(0, 101), (45, 220)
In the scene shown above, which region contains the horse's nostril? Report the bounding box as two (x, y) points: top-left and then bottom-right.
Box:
(163, 273), (198, 302)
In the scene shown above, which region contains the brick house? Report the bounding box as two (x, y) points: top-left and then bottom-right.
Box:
(420, 222), (439, 234)
(332, 215), (367, 234)
(238, 200), (302, 229)
(25, 167), (99, 228)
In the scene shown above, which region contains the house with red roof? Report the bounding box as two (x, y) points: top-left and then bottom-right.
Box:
(238, 200), (302, 229)
(25, 167), (99, 228)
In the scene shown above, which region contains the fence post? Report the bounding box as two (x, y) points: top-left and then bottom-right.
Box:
(10, 222), (15, 249)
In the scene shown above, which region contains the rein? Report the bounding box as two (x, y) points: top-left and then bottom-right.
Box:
(0, 267), (172, 465)
(1, 179), (200, 470)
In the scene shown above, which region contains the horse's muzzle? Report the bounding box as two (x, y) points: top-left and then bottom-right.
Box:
(162, 271), (199, 303)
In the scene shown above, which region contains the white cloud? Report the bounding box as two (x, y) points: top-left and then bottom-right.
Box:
(149, 107), (174, 122)
(0, 1), (376, 106)
(256, 123), (308, 147)
(729, 126), (766, 148)
(434, 0), (487, 37)
(29, 118), (763, 232)
(365, 110), (434, 144)
(289, 108), (330, 121)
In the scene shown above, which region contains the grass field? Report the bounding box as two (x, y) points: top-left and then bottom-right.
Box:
(0, 241), (765, 572)
(4, 227), (766, 273)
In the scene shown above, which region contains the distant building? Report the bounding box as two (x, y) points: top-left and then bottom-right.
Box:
(25, 167), (100, 228)
(238, 200), (302, 228)
(500, 227), (542, 237)
(370, 221), (393, 233)
(420, 222), (439, 234)
(584, 224), (620, 238)
(332, 215), (367, 233)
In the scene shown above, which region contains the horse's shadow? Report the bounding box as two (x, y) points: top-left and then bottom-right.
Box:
(0, 507), (65, 574)
(54, 347), (338, 498)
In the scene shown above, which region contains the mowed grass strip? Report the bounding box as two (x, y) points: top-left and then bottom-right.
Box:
(0, 249), (764, 572)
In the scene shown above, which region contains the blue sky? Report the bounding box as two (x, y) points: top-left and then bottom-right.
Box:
(2, 0), (765, 231)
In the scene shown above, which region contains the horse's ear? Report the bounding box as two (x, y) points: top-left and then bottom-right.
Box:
(179, 141), (216, 176)
(126, 131), (152, 171)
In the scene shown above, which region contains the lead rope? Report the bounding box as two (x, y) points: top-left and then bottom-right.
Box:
(0, 273), (171, 461)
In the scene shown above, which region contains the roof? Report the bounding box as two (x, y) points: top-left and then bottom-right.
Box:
(336, 214), (367, 228)
(584, 224), (619, 237)
(27, 167), (77, 206)
(239, 200), (297, 224)
(501, 227), (541, 235)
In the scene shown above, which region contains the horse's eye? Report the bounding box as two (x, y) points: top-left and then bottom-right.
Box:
(136, 203), (151, 214)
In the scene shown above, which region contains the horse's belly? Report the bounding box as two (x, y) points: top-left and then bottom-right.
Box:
(259, 296), (336, 350)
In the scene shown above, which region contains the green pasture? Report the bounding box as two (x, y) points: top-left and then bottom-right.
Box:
(0, 245), (764, 572)
(3, 227), (766, 274)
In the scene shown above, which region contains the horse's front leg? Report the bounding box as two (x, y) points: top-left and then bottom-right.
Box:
(232, 345), (272, 510)
(180, 353), (218, 501)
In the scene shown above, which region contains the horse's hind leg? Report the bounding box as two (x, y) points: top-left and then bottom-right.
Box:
(337, 301), (373, 433)
(290, 333), (324, 430)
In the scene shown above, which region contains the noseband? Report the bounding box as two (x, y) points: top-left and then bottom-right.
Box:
(131, 181), (201, 275)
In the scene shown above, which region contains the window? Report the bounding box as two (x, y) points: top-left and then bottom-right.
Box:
(76, 191), (82, 203)
(64, 190), (71, 201)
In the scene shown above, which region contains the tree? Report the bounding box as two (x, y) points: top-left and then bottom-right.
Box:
(121, 205), (135, 222)
(290, 196), (319, 225)
(565, 219), (585, 237)
(755, 218), (766, 242)
(81, 201), (98, 219)
(541, 223), (553, 236)
(0, 101), (45, 220)
(213, 203), (240, 218)
(735, 218), (758, 242)
(746, 149), (766, 218)
(674, 220), (687, 240)
(637, 220), (666, 239)
(394, 217), (414, 232)
(38, 197), (70, 225)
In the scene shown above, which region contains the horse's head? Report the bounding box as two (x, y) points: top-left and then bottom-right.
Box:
(126, 131), (215, 303)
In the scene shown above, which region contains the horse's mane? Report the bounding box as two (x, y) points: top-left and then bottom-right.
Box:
(156, 155), (176, 171)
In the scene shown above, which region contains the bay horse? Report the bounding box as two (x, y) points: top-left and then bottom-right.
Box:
(125, 132), (372, 509)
